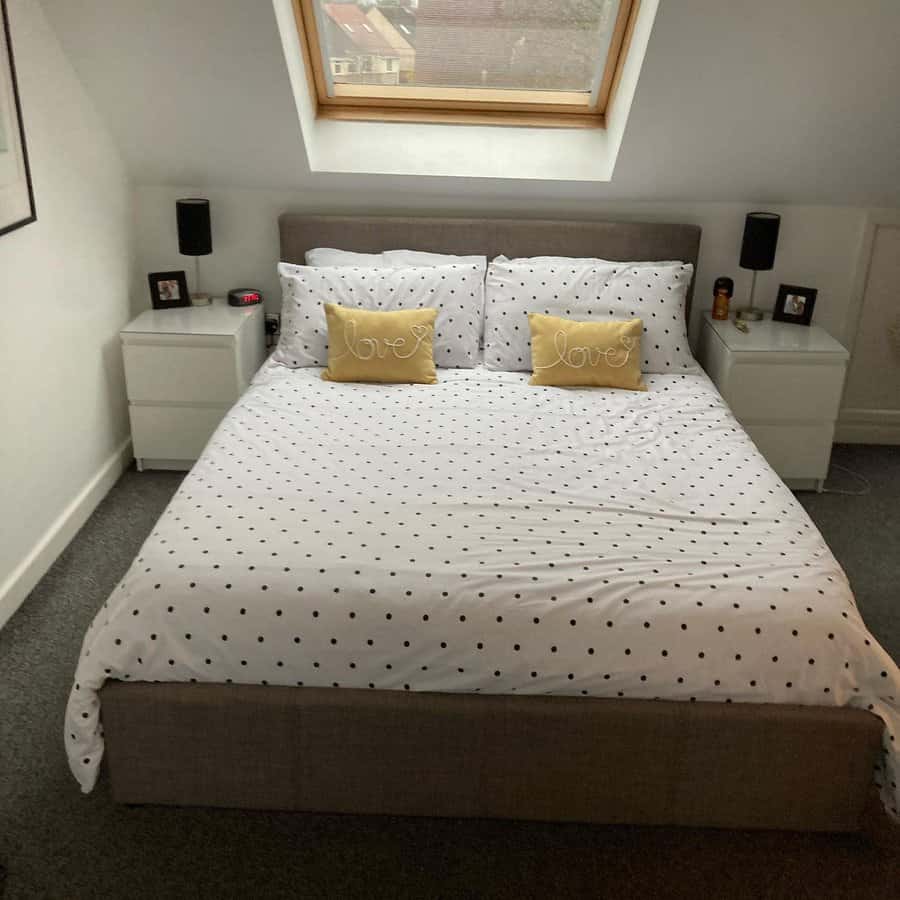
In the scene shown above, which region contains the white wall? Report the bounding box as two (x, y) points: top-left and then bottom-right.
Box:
(0, 0), (134, 626)
(41, 0), (897, 356)
(61, 0), (888, 357)
(134, 185), (867, 348)
(40, 0), (900, 204)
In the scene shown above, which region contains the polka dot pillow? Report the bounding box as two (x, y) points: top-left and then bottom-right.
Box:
(484, 259), (698, 374)
(274, 263), (482, 369)
(599, 264), (697, 373)
(484, 260), (616, 371)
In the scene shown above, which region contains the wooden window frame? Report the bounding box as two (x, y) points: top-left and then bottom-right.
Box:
(292, 0), (640, 129)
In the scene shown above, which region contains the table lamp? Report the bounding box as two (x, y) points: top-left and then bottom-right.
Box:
(737, 212), (780, 321)
(176, 198), (212, 305)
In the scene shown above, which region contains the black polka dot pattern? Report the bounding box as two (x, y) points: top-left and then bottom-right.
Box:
(64, 362), (900, 820)
(273, 263), (483, 369)
(484, 259), (698, 374)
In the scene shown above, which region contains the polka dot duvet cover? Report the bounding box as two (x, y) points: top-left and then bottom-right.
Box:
(65, 362), (900, 819)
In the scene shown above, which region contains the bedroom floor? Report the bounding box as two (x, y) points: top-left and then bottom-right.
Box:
(0, 444), (898, 899)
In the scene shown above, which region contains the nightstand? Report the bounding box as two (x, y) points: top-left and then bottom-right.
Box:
(121, 300), (265, 471)
(697, 313), (849, 491)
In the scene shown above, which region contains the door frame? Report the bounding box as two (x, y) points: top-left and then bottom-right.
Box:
(837, 210), (900, 444)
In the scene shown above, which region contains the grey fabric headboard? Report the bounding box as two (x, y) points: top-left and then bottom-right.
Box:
(278, 215), (701, 319)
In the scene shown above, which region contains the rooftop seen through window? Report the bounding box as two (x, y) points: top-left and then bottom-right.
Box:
(294, 0), (639, 128)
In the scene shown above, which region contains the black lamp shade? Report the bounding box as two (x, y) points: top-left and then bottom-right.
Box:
(739, 212), (780, 271)
(176, 198), (212, 256)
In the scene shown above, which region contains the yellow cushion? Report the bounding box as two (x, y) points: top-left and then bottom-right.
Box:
(321, 303), (438, 384)
(528, 313), (647, 390)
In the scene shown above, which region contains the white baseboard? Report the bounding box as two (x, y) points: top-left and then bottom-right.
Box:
(835, 408), (900, 445)
(0, 437), (133, 631)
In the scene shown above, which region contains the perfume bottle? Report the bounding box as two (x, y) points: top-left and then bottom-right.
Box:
(712, 276), (734, 320)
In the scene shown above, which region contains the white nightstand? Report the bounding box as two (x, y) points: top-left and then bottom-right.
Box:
(697, 313), (849, 491)
(121, 300), (265, 471)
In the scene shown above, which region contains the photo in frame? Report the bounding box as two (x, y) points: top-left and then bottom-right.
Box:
(148, 271), (191, 310)
(0, 0), (36, 237)
(773, 283), (817, 326)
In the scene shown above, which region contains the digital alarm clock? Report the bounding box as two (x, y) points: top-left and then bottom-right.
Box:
(228, 288), (263, 307)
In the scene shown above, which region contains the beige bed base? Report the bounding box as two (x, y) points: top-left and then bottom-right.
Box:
(99, 216), (883, 831)
(102, 682), (881, 831)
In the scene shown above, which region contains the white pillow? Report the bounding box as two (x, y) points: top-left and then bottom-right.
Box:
(305, 248), (488, 269)
(274, 263), (482, 369)
(384, 250), (487, 269)
(598, 264), (697, 373)
(484, 260), (616, 371)
(493, 254), (683, 268)
(305, 248), (385, 266)
(384, 252), (487, 338)
(483, 259), (696, 374)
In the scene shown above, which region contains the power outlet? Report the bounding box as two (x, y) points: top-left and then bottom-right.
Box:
(264, 313), (281, 348)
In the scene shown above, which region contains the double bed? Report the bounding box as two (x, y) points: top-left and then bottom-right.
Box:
(66, 216), (899, 831)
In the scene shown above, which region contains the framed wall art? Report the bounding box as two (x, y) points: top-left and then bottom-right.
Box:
(0, 0), (35, 237)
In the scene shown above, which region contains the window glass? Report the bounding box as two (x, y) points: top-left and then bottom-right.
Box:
(314, 0), (623, 93)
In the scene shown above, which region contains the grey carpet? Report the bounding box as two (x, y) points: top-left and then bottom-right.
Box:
(0, 444), (898, 899)
(796, 444), (900, 663)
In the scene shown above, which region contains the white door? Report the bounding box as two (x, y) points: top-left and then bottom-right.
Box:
(839, 221), (900, 444)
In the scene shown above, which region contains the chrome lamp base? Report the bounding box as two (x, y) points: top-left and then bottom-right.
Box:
(736, 269), (766, 321)
(189, 256), (210, 306)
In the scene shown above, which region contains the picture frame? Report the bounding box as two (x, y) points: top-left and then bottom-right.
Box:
(148, 271), (191, 310)
(0, 0), (37, 237)
(773, 283), (817, 326)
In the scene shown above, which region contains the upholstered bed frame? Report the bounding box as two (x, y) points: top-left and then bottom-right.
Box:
(100, 215), (883, 831)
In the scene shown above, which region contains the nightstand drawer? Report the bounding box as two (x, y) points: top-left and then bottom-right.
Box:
(724, 362), (845, 423)
(744, 423), (834, 481)
(129, 404), (228, 461)
(123, 343), (238, 404)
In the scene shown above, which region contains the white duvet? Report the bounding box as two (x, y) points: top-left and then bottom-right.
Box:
(66, 362), (900, 819)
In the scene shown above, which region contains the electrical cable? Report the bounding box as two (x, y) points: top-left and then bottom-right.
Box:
(821, 462), (871, 497)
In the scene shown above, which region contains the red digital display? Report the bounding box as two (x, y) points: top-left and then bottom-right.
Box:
(228, 289), (263, 307)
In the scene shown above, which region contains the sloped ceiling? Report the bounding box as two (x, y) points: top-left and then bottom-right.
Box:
(39, 0), (900, 204)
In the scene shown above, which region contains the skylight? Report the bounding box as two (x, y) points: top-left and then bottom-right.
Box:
(296, 0), (639, 128)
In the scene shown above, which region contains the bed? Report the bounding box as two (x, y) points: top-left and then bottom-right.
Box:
(66, 216), (899, 831)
